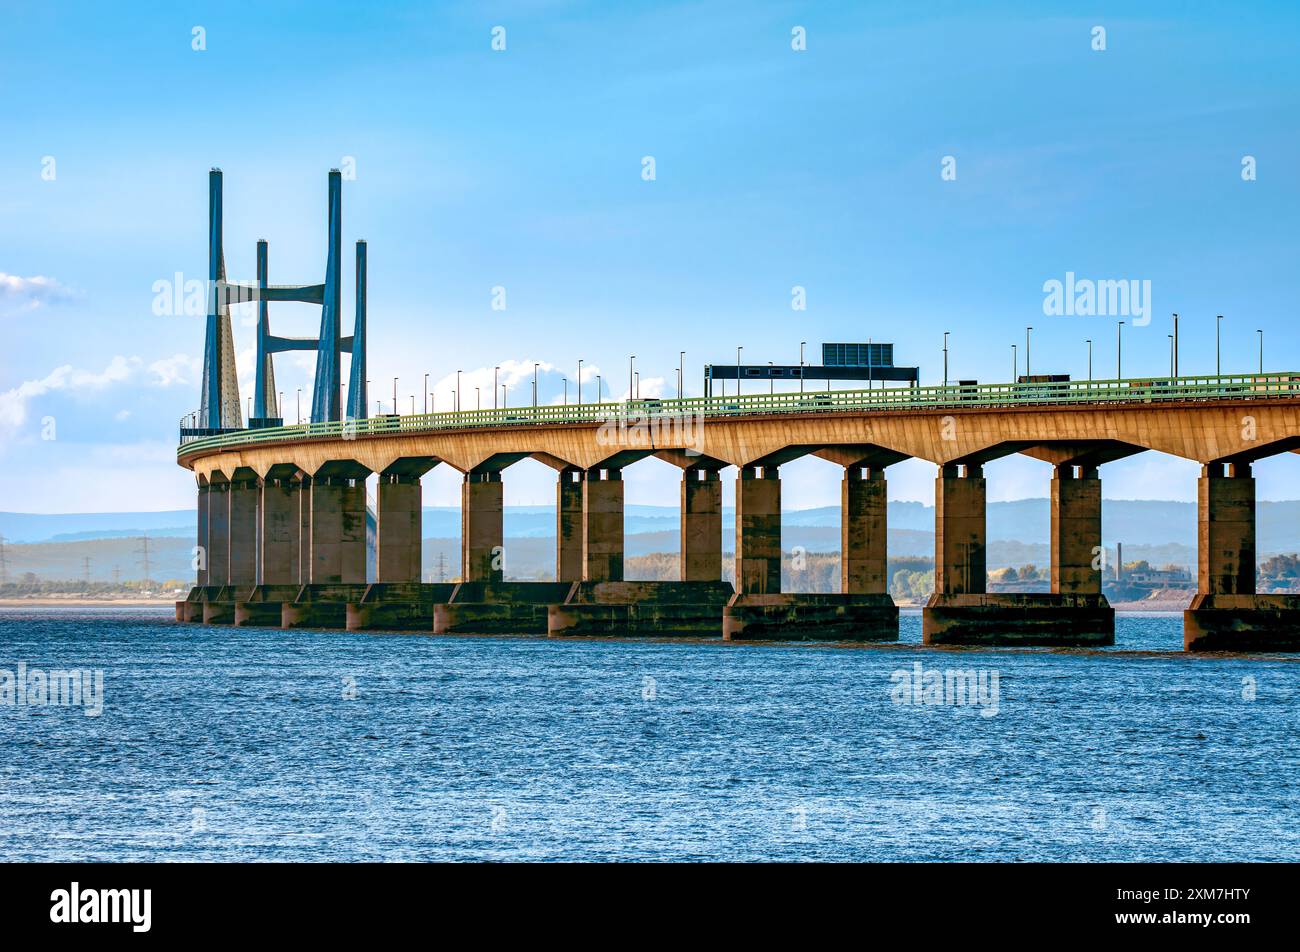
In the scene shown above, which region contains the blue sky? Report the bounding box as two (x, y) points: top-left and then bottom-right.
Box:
(3, 0), (1299, 513)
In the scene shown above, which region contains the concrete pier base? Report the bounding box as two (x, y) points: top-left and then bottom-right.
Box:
(723, 593), (899, 641)
(433, 581), (575, 635)
(548, 581), (734, 637)
(923, 593), (1114, 646)
(233, 584), (303, 627)
(202, 599), (235, 624)
(346, 583), (456, 632)
(176, 587), (203, 622)
(281, 584), (369, 629)
(1184, 594), (1300, 652)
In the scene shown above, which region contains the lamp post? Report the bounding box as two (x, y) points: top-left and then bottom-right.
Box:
(679, 351), (685, 399)
(1258, 329), (1264, 374)
(493, 367), (499, 410)
(501, 384), (507, 408)
(1216, 314), (1224, 375)
(1117, 321), (1124, 379)
(1168, 335), (1175, 377)
(736, 346), (743, 396)
(278, 390), (283, 420)
(596, 374), (602, 401)
(533, 362), (539, 407)
(1011, 344), (1017, 384)
(577, 359), (583, 405)
(628, 356), (635, 402)
(476, 387), (480, 411)
(1086, 340), (1092, 382)
(423, 373), (429, 413)
(296, 388), (301, 424)
(563, 378), (567, 405)
(1025, 326), (1032, 378)
(456, 370), (461, 413)
(943, 332), (949, 387)
(799, 340), (806, 393)
(392, 377), (398, 415)
(634, 371), (640, 399)
(769, 360), (774, 394)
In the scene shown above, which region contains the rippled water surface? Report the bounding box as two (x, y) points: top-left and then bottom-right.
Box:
(1, 606), (1297, 861)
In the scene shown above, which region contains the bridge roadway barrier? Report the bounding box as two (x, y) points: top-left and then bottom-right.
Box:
(547, 581), (735, 637)
(922, 593), (1114, 646)
(722, 593), (900, 641)
(433, 581), (576, 635)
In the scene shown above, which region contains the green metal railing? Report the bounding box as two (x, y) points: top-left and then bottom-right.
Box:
(177, 372), (1300, 458)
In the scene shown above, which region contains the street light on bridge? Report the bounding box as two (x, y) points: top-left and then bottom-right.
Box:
(679, 351), (685, 399)
(799, 341), (806, 394)
(1258, 329), (1264, 374)
(1172, 313), (1180, 376)
(423, 373), (429, 414)
(456, 370), (461, 413)
(296, 388), (302, 425)
(942, 332), (949, 387)
(1085, 340), (1092, 382)
(1116, 321), (1124, 379)
(1025, 326), (1032, 377)
(577, 359), (583, 405)
(533, 362), (540, 407)
(628, 357), (635, 402)
(1011, 344), (1017, 383)
(392, 377), (398, 416)
(1216, 314), (1224, 375)
(736, 346), (742, 395)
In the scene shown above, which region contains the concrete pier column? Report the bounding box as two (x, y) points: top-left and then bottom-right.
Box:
(735, 465), (781, 595)
(934, 463), (986, 595)
(196, 482), (210, 586)
(228, 475), (260, 586)
(309, 477), (368, 583)
(842, 466), (887, 594)
(377, 474), (422, 582)
(681, 468), (722, 582)
(582, 468), (624, 582)
(1051, 464), (1102, 594)
(462, 471), (504, 582)
(1198, 462), (1256, 595)
(207, 478), (231, 586)
(259, 476), (301, 585)
(556, 469), (583, 582)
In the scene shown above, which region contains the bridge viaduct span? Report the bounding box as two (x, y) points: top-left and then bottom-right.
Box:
(177, 374), (1300, 651)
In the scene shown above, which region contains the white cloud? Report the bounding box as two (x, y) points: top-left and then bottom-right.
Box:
(0, 356), (140, 429)
(0, 273), (78, 315)
(148, 353), (202, 387)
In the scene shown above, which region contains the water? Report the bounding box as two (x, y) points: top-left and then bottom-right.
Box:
(1, 606), (1297, 861)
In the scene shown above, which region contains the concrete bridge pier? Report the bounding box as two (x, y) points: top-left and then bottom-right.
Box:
(347, 465), (440, 631)
(281, 470), (368, 628)
(200, 476), (234, 623)
(1185, 462), (1300, 650)
(681, 467), (722, 582)
(583, 468), (624, 582)
(724, 464), (896, 641)
(556, 468), (584, 583)
(925, 462), (1114, 645)
(461, 470), (503, 583)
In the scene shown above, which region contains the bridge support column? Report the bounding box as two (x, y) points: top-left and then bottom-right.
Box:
(1051, 465), (1102, 594)
(735, 465), (781, 595)
(207, 479), (230, 587)
(556, 469), (583, 582)
(462, 471), (503, 583)
(309, 477), (367, 584)
(725, 463), (896, 641)
(1185, 462), (1298, 650)
(582, 468), (623, 582)
(237, 475), (299, 625)
(259, 476), (301, 585)
(377, 474), (422, 583)
(196, 482), (210, 587)
(926, 462), (1112, 646)
(842, 466), (887, 594)
(935, 463), (985, 596)
(1197, 463), (1256, 596)
(681, 468), (722, 582)
(228, 476), (259, 587)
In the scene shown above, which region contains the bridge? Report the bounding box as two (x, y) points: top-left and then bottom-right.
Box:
(174, 171), (1300, 651)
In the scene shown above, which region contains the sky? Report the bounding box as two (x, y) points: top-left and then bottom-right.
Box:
(2, 0), (1300, 514)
